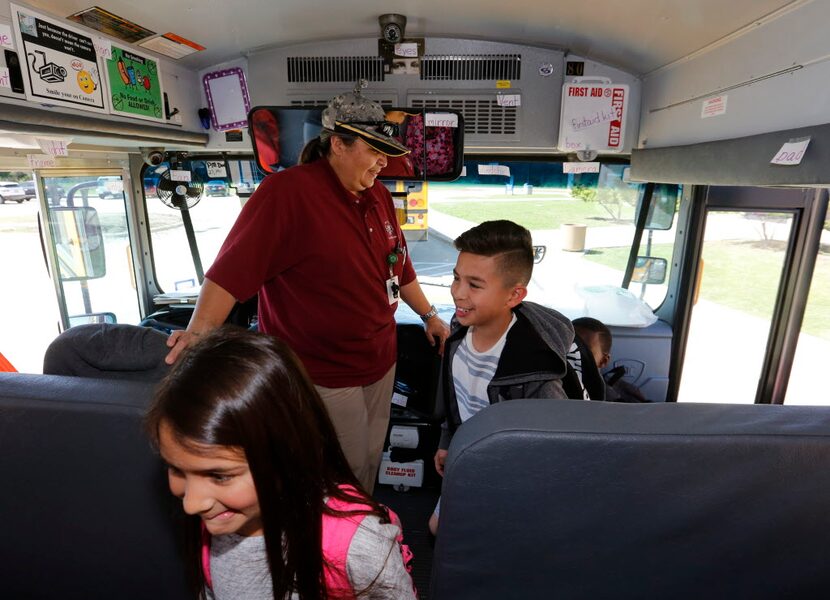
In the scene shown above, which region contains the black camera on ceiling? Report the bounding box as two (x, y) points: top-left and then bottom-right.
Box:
(379, 14), (407, 44)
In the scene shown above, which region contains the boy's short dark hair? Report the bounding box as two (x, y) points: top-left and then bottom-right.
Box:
(454, 220), (533, 285)
(572, 317), (612, 354)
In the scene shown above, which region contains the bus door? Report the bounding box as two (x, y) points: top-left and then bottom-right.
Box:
(675, 186), (826, 404)
(38, 168), (141, 329)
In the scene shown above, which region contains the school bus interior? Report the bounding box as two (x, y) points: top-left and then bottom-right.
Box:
(1, 0), (829, 596)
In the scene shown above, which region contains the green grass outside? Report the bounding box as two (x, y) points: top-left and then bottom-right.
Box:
(429, 184), (636, 230)
(586, 241), (830, 340)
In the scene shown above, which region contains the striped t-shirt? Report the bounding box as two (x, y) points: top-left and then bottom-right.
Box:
(452, 314), (518, 423)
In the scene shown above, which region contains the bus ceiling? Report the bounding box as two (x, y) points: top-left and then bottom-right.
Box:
(0, 1), (827, 157)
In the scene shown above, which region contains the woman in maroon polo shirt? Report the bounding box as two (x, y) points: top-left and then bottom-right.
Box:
(165, 83), (448, 493)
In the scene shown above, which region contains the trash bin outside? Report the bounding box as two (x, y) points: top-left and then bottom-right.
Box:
(523, 183), (533, 195)
(561, 223), (587, 252)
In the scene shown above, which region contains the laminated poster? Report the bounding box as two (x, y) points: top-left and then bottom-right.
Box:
(105, 45), (163, 122)
(11, 3), (105, 113)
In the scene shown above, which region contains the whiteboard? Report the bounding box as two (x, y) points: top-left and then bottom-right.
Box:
(202, 67), (250, 131)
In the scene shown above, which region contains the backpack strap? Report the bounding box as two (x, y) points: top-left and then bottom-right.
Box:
(200, 522), (212, 590)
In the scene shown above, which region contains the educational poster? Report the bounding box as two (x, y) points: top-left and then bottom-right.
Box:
(558, 79), (629, 154)
(10, 4), (105, 113)
(105, 45), (163, 122)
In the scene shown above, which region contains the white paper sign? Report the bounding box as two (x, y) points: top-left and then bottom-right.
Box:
(701, 94), (727, 118)
(205, 160), (226, 178)
(37, 138), (68, 156)
(93, 36), (111, 60)
(0, 23), (14, 49)
(559, 81), (628, 153)
(425, 113), (458, 128)
(770, 137), (810, 166)
(0, 67), (10, 89)
(563, 161), (601, 174)
(11, 4), (106, 114)
(496, 94), (521, 107)
(394, 43), (418, 57)
(478, 164), (511, 177)
(169, 169), (192, 182)
(27, 154), (57, 168)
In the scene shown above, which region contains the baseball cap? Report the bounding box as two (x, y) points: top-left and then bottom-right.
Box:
(321, 80), (410, 157)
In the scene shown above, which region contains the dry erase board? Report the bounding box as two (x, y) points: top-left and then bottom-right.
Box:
(202, 67), (250, 131)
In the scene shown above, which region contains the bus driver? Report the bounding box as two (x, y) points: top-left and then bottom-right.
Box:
(165, 82), (449, 493)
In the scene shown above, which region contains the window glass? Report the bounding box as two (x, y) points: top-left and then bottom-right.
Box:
(406, 160), (677, 323)
(785, 212), (830, 405)
(143, 159), (262, 292)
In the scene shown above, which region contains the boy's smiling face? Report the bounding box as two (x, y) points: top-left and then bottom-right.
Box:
(451, 251), (526, 329)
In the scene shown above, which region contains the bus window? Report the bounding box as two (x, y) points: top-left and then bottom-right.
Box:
(785, 211), (830, 406)
(42, 174), (140, 327)
(678, 209), (795, 404)
(414, 159), (677, 323)
(143, 160), (245, 292)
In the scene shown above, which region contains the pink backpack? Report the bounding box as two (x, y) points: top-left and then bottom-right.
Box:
(200, 485), (415, 598)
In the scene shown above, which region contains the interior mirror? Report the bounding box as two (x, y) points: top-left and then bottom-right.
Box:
(249, 106), (465, 182)
(643, 183), (679, 230)
(49, 207), (106, 281)
(631, 256), (667, 285)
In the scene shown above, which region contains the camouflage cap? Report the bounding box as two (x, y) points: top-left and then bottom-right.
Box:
(321, 79), (410, 157)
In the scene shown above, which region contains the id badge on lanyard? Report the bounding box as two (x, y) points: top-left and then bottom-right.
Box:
(386, 245), (406, 305)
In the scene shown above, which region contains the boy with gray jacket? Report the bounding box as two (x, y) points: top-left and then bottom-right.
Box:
(430, 220), (578, 534)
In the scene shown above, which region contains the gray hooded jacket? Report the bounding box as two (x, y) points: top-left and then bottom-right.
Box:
(438, 301), (576, 449)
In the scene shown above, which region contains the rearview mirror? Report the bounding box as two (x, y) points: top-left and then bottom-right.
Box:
(631, 256), (667, 285)
(49, 207), (106, 281)
(249, 106), (465, 182)
(642, 184), (679, 230)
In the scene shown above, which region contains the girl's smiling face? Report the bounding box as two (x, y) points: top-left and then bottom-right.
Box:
(159, 421), (262, 537)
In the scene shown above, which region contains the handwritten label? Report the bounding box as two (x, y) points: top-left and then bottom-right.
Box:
(169, 169), (192, 182)
(425, 113), (458, 128)
(394, 42), (418, 57)
(27, 154), (57, 168)
(570, 107), (619, 131)
(496, 80), (511, 89)
(701, 94), (727, 118)
(0, 67), (10, 89)
(771, 137), (810, 166)
(205, 160), (226, 178)
(496, 94), (521, 107)
(94, 36), (112, 60)
(0, 23), (14, 49)
(478, 164), (511, 177)
(563, 162), (601, 174)
(37, 138), (69, 156)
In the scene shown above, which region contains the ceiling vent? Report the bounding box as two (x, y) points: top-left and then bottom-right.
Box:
(420, 54), (521, 81)
(410, 97), (518, 137)
(286, 56), (385, 83)
(288, 98), (395, 108)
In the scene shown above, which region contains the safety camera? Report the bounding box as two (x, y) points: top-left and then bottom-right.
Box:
(141, 147), (166, 167)
(379, 14), (407, 44)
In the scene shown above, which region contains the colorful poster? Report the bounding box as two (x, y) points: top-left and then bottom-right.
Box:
(11, 3), (105, 113)
(105, 45), (163, 122)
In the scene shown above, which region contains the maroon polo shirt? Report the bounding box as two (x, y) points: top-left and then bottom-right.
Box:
(205, 159), (415, 387)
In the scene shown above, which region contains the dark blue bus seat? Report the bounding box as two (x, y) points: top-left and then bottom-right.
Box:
(0, 373), (188, 598)
(43, 323), (170, 381)
(431, 399), (830, 599)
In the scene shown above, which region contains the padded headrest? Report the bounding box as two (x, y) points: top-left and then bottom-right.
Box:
(432, 399), (830, 599)
(43, 323), (171, 381)
(0, 373), (188, 598)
